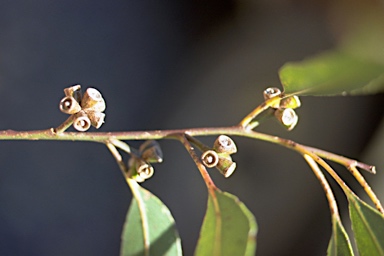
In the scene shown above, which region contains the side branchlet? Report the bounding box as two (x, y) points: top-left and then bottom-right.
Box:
(244, 87), (301, 131)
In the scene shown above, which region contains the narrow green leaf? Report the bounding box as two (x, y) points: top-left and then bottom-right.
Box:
(121, 179), (182, 256)
(327, 216), (354, 256)
(194, 190), (257, 256)
(279, 51), (384, 96)
(347, 191), (384, 256)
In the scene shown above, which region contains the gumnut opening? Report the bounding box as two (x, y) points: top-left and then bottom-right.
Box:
(201, 150), (219, 168)
(263, 87), (282, 108)
(275, 108), (298, 131)
(59, 96), (82, 114)
(136, 161), (154, 180)
(73, 111), (91, 131)
(263, 87), (281, 100)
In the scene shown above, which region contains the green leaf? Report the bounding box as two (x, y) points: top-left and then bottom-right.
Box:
(194, 190), (257, 256)
(347, 191), (384, 256)
(279, 51), (384, 96)
(327, 216), (354, 256)
(121, 179), (182, 256)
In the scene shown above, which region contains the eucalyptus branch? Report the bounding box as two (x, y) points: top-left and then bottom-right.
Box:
(1, 85), (381, 214)
(1, 126), (375, 176)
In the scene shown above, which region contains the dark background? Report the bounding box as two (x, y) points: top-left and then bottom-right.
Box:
(0, 1), (383, 255)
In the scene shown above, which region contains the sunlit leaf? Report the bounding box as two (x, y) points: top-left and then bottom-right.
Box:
(279, 1), (384, 97)
(279, 51), (384, 96)
(327, 216), (354, 256)
(347, 191), (384, 256)
(194, 190), (257, 256)
(121, 179), (182, 256)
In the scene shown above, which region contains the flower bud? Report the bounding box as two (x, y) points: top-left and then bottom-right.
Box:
(274, 108), (298, 131)
(201, 150), (219, 168)
(85, 110), (105, 129)
(213, 135), (237, 154)
(139, 140), (163, 163)
(73, 111), (91, 131)
(59, 96), (82, 114)
(263, 87), (282, 108)
(81, 88), (106, 112)
(64, 84), (82, 103)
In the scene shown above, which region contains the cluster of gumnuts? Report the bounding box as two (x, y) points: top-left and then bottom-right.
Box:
(263, 87), (301, 131)
(59, 85), (106, 131)
(128, 140), (163, 183)
(201, 135), (238, 178)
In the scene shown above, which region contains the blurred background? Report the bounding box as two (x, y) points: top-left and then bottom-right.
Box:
(0, 0), (383, 255)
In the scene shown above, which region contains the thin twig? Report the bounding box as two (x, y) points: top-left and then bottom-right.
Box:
(53, 115), (74, 134)
(304, 146), (376, 174)
(348, 165), (384, 214)
(303, 154), (340, 220)
(105, 142), (128, 175)
(109, 138), (132, 154)
(185, 134), (211, 152)
(239, 96), (282, 128)
(178, 133), (217, 193)
(303, 152), (354, 197)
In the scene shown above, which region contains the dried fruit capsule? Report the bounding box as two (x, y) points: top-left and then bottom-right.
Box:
(216, 154), (237, 178)
(263, 87), (282, 108)
(86, 110), (105, 129)
(263, 87), (281, 100)
(139, 140), (163, 163)
(64, 84), (82, 103)
(201, 150), (219, 168)
(59, 96), (82, 114)
(81, 88), (106, 112)
(73, 111), (92, 131)
(280, 95), (301, 109)
(127, 158), (155, 182)
(275, 108), (298, 131)
(136, 159), (154, 180)
(213, 135), (237, 154)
